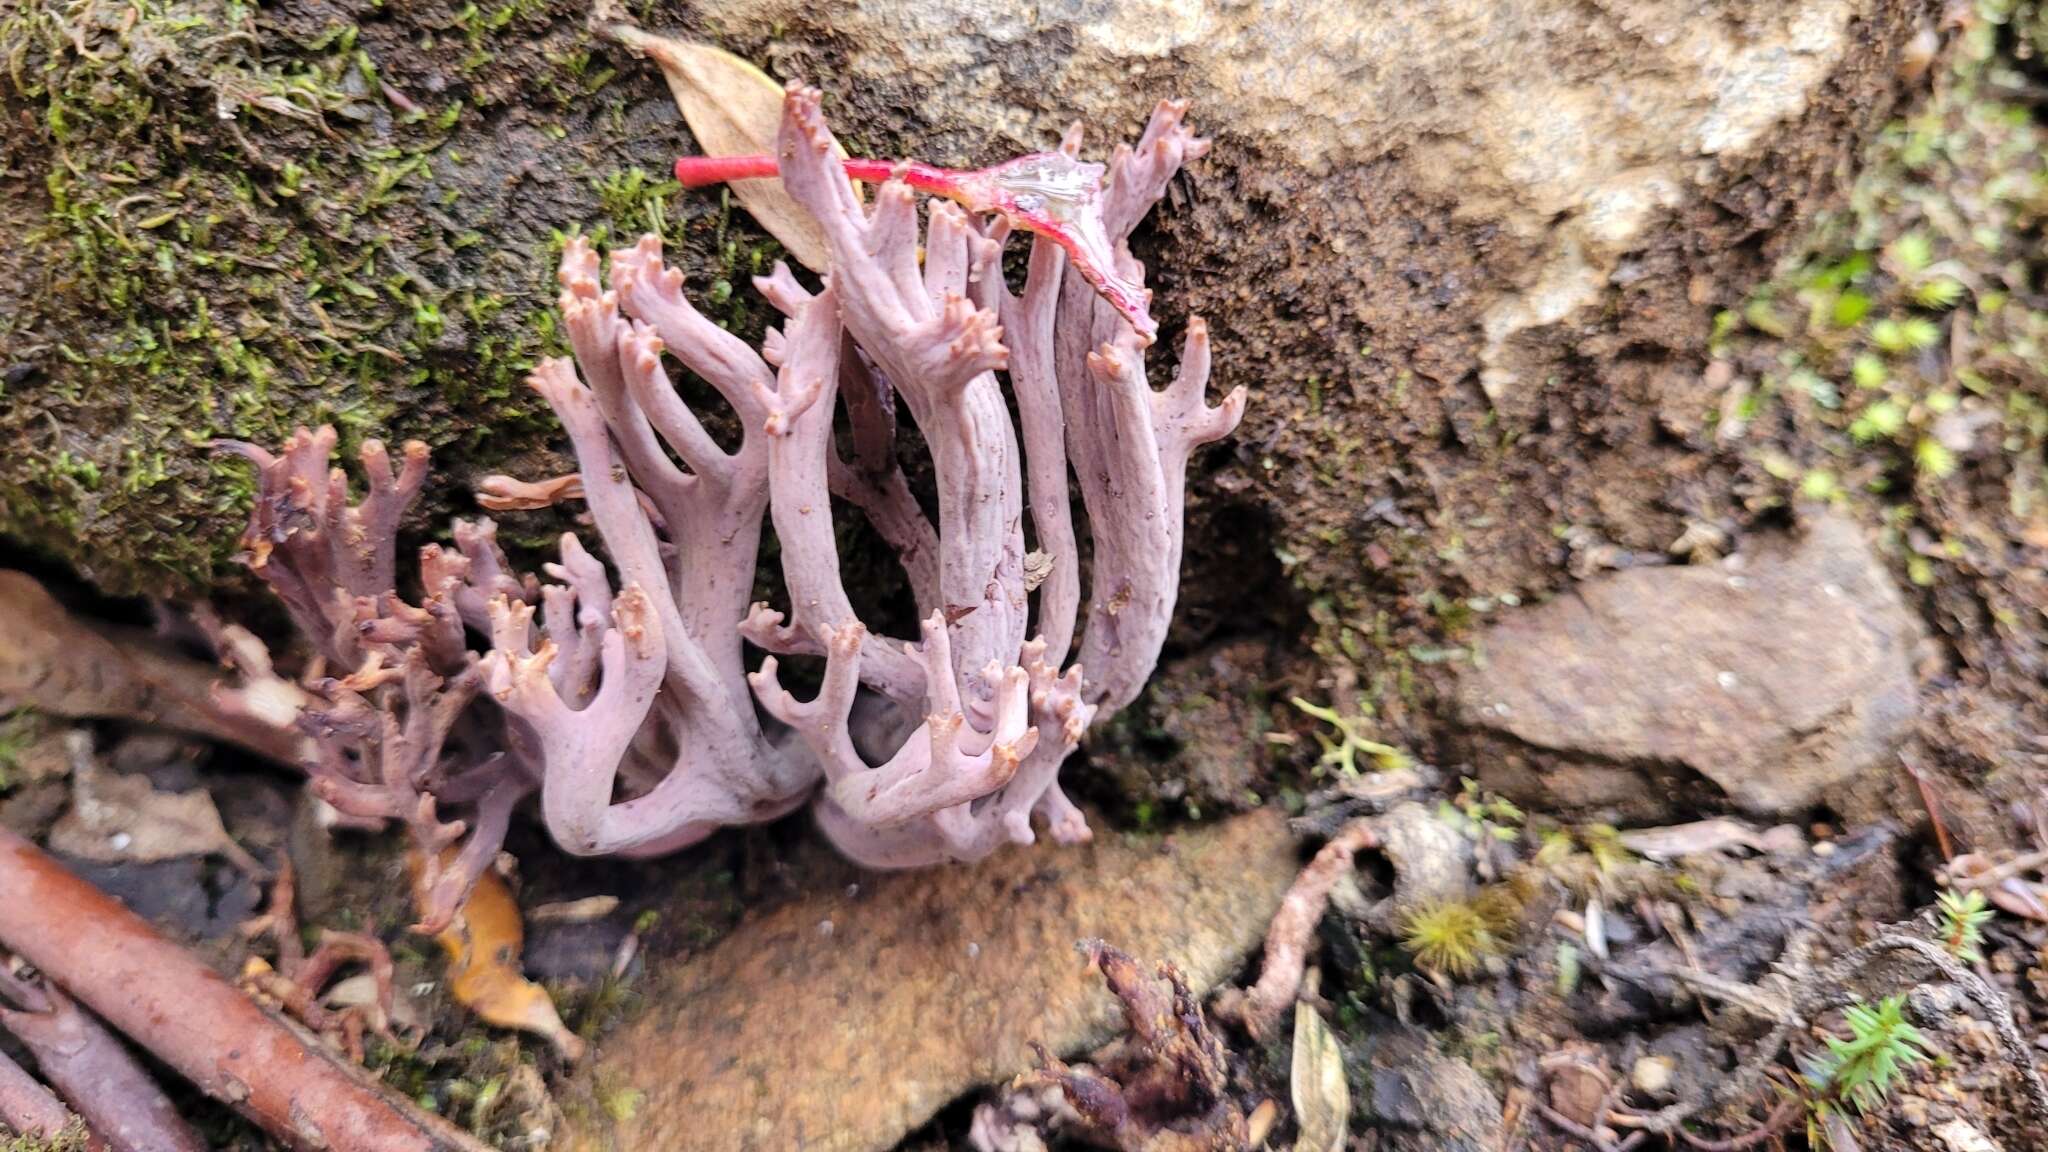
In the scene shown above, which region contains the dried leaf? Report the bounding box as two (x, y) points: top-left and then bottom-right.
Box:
(1289, 1003), (1348, 1152)
(1933, 1118), (2002, 1152)
(49, 754), (261, 875)
(1617, 817), (1786, 861)
(526, 894), (621, 924)
(604, 24), (834, 270)
(418, 852), (585, 1060)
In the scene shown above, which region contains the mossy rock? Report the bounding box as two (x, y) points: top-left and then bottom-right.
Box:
(0, 0), (750, 593)
(2, 0), (1925, 682)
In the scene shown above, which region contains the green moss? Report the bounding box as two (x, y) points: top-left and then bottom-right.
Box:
(2, 0), (752, 594)
(0, 709), (48, 794)
(1717, 0), (2048, 602)
(1399, 898), (1503, 979)
(2, 1122), (91, 1152)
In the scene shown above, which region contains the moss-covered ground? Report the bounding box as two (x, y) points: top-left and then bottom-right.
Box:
(0, 0), (780, 594)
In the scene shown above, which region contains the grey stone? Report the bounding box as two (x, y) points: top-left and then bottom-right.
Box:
(564, 809), (1299, 1152)
(1456, 511), (1918, 819)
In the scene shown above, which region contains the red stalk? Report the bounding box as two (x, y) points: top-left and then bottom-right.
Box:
(673, 151), (1157, 341)
(676, 154), (953, 193)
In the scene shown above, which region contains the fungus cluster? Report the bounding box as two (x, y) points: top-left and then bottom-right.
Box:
(219, 85), (1242, 918)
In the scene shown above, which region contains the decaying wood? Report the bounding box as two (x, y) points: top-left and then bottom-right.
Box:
(0, 825), (489, 1152)
(0, 570), (304, 766)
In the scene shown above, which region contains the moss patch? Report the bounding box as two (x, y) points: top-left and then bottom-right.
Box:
(0, 0), (757, 594)
(1711, 0), (2048, 700)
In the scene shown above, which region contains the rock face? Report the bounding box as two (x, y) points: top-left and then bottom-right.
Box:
(564, 809), (1298, 1152)
(1455, 512), (1919, 820)
(1349, 1022), (1505, 1152)
(3, 0), (1920, 621)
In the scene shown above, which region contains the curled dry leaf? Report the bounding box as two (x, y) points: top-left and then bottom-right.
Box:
(49, 749), (264, 877)
(1617, 817), (1802, 861)
(414, 851), (585, 1060)
(598, 22), (835, 270)
(1290, 1002), (1348, 1152)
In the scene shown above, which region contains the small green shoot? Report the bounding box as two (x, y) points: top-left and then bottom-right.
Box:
(1438, 777), (1523, 843)
(1578, 824), (1636, 875)
(1936, 889), (1993, 963)
(1289, 697), (1412, 776)
(1803, 995), (1927, 1123)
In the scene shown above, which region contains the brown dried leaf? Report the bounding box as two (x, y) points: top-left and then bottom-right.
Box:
(1617, 817), (1790, 861)
(49, 752), (261, 875)
(603, 24), (834, 270)
(419, 852), (585, 1060)
(1289, 1003), (1348, 1152)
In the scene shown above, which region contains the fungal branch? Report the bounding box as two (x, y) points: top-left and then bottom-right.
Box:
(211, 429), (542, 933)
(221, 83), (1243, 880)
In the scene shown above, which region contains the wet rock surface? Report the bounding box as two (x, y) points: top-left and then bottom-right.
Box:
(565, 809), (1298, 1152)
(1456, 511), (1919, 820)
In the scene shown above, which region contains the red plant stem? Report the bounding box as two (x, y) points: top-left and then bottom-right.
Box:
(0, 826), (488, 1152)
(675, 154), (950, 193)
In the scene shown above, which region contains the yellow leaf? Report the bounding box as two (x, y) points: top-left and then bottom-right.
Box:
(604, 24), (835, 271)
(413, 851), (585, 1060)
(1290, 1002), (1348, 1152)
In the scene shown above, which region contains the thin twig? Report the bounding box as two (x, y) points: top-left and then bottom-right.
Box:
(1669, 1091), (1802, 1151)
(1216, 818), (1379, 1039)
(1898, 749), (1955, 863)
(1529, 1097), (1644, 1152)
(0, 1046), (75, 1142)
(0, 826), (487, 1152)
(1952, 847), (2048, 892)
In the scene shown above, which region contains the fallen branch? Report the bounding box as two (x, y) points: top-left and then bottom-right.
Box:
(0, 570), (304, 766)
(0, 825), (489, 1152)
(0, 1047), (76, 1142)
(0, 965), (202, 1152)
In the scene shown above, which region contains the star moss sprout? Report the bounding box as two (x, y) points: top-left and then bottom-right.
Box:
(1399, 898), (1505, 980)
(1803, 995), (1927, 1117)
(1937, 889), (1992, 964)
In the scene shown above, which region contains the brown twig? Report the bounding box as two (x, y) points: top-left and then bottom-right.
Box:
(0, 825), (488, 1152)
(0, 1047), (77, 1142)
(1898, 748), (1955, 863)
(1529, 1097), (1644, 1152)
(0, 964), (203, 1152)
(1668, 1089), (1802, 1151)
(0, 570), (305, 766)
(1217, 817), (1380, 1039)
(1592, 930), (2048, 1140)
(240, 861), (404, 1062)
(1951, 847), (2048, 892)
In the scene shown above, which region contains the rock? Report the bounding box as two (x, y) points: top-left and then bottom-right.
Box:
(1374, 801), (1473, 919)
(563, 809), (1298, 1152)
(1456, 511), (1918, 820)
(1349, 1021), (1504, 1152)
(1630, 1055), (1675, 1096)
(3, 0), (1921, 617)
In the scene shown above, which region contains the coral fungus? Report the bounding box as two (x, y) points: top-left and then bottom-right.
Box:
(218, 83), (1242, 893)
